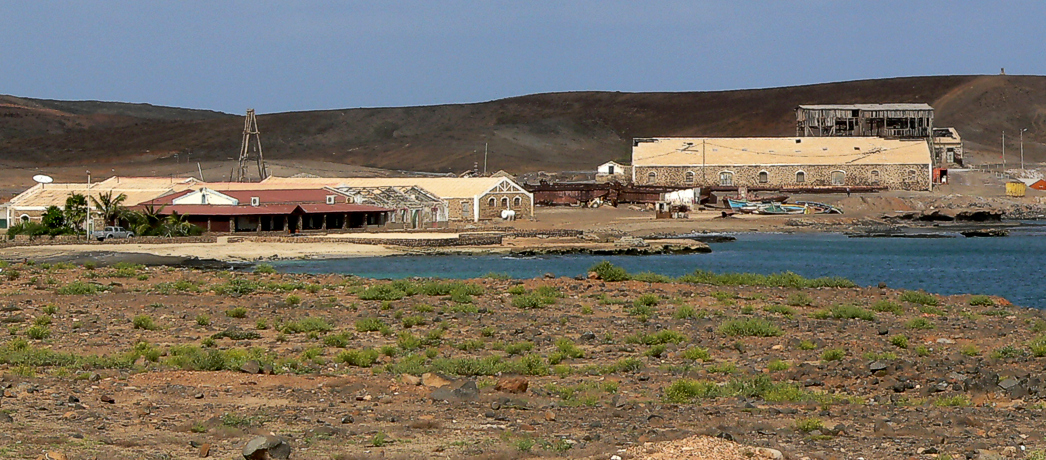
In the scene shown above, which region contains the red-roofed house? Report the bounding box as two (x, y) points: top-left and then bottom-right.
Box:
(137, 188), (391, 232)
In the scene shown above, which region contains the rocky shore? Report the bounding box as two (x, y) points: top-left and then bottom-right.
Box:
(0, 262), (1042, 459)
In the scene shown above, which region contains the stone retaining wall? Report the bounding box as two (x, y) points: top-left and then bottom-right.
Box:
(226, 234), (503, 247)
(0, 235), (217, 248)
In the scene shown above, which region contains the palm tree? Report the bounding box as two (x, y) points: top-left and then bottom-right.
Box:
(90, 191), (128, 226)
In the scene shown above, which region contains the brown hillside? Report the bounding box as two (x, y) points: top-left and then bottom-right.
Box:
(0, 75), (1043, 173)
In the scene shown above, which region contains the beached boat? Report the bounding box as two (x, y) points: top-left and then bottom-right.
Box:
(794, 201), (844, 214)
(756, 203), (808, 215)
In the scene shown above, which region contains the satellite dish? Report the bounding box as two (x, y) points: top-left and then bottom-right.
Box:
(32, 175), (53, 184)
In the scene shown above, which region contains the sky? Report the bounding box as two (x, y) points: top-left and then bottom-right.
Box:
(1, 0), (1044, 114)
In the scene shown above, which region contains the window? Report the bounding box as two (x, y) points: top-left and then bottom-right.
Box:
(719, 171), (734, 187)
(462, 202), (469, 214)
(19, 214), (29, 223)
(795, 171), (805, 183)
(647, 171), (657, 183)
(501, 197), (509, 208)
(487, 197), (496, 207)
(831, 171), (845, 185)
(607, 165), (615, 175)
(870, 170), (881, 183)
(684, 171), (695, 183)
(757, 171), (769, 184)
(907, 170), (917, 180)
(513, 197), (522, 207)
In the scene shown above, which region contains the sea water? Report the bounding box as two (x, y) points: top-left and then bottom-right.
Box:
(272, 231), (1046, 309)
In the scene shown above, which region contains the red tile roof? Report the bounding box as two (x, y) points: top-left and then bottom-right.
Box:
(128, 203), (390, 217)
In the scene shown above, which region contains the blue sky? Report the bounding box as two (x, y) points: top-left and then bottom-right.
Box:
(1, 1), (1043, 114)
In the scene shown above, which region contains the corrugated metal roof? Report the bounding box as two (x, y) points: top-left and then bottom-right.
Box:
(797, 103), (934, 111)
(632, 137), (931, 167)
(132, 203), (389, 216)
(257, 177), (516, 199)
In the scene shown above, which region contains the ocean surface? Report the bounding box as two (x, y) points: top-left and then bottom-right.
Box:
(272, 229), (1046, 309)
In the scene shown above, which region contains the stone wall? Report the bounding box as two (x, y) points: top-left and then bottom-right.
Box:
(633, 164), (931, 191)
(0, 235), (217, 248)
(478, 192), (533, 220)
(227, 234), (503, 247)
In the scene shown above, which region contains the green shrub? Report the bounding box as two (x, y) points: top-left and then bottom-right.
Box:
(504, 341), (535, 355)
(820, 348), (845, 361)
(211, 329), (260, 341)
(681, 346), (711, 361)
(211, 278), (260, 296)
(397, 331), (422, 350)
(765, 305), (795, 316)
(718, 318), (782, 337)
(507, 284), (527, 295)
(41, 304), (58, 315)
(890, 335), (908, 349)
(625, 330), (686, 345)
(132, 315), (159, 331)
(906, 318), (936, 330)
(627, 304), (655, 320)
(707, 362), (737, 374)
(900, 290), (938, 306)
(644, 344), (667, 358)
(991, 345), (1025, 359)
(918, 305), (945, 316)
(225, 307), (248, 318)
(631, 272), (672, 283)
(195, 314), (211, 326)
(664, 379), (721, 402)
(554, 338), (584, 359)
(826, 304), (875, 321)
(285, 294), (302, 306)
(768, 359), (789, 372)
(280, 317), (333, 334)
(401, 315), (427, 328)
(871, 300), (903, 314)
(455, 339), (485, 352)
(673, 304), (703, 320)
(794, 418), (824, 433)
(934, 395), (970, 407)
(355, 318), (387, 332)
(26, 325), (50, 340)
(253, 263), (277, 274)
(335, 348), (380, 367)
(960, 344), (980, 356)
(359, 284), (406, 301)
(55, 281), (105, 295)
(968, 295), (995, 307)
(323, 331), (353, 348)
(798, 340), (817, 350)
(589, 261), (629, 282)
(512, 293), (550, 309)
(678, 270), (855, 288)
(634, 294), (660, 307)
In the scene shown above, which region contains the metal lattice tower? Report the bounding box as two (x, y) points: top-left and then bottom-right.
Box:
(236, 109), (268, 182)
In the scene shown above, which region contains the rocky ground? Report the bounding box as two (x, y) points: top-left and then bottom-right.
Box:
(0, 262), (1044, 460)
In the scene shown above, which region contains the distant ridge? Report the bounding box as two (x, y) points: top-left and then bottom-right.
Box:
(1, 75), (1043, 172)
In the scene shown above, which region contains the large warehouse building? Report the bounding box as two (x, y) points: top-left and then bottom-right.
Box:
(631, 137), (932, 191)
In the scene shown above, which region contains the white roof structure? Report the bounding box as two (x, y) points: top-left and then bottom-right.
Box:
(8, 176), (198, 211)
(632, 137), (931, 167)
(256, 176), (531, 201)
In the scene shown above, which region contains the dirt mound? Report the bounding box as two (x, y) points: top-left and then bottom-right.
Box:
(1, 75), (1043, 172)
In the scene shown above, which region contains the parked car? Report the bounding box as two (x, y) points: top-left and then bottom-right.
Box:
(92, 226), (134, 241)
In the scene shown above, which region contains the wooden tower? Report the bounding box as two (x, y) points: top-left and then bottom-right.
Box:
(236, 109), (268, 182)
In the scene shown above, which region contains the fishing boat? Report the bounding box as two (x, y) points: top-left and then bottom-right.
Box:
(725, 198), (761, 213)
(755, 203), (808, 215)
(794, 201), (844, 214)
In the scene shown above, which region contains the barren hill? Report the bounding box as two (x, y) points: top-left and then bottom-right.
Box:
(1, 75), (1044, 174)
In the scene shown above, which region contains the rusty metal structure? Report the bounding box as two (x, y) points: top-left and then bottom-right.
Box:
(796, 104), (934, 139)
(525, 182), (697, 206)
(236, 109), (268, 182)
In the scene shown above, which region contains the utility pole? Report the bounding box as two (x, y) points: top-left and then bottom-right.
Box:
(1002, 131), (1006, 171)
(1021, 128), (1027, 170)
(483, 143), (488, 176)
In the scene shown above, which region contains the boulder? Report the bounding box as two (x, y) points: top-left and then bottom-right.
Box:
(494, 377), (529, 394)
(240, 360), (261, 375)
(242, 435), (291, 460)
(421, 372), (453, 388)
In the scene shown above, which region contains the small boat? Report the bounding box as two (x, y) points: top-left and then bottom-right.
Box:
(725, 198), (760, 213)
(795, 201), (844, 214)
(756, 203), (808, 215)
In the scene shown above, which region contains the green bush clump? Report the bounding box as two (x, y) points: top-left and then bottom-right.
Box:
(348, 317), (384, 333)
(397, 331), (422, 350)
(401, 315), (427, 328)
(625, 330), (686, 345)
(900, 290), (938, 306)
(664, 375), (812, 404)
(225, 307), (248, 318)
(681, 346), (711, 361)
(55, 281), (106, 295)
(768, 360), (789, 372)
(968, 295), (995, 307)
(794, 418), (824, 433)
(673, 304), (704, 320)
(211, 278), (260, 296)
(906, 318), (936, 330)
(26, 325), (50, 340)
(335, 348), (380, 367)
(280, 317), (333, 334)
(211, 329), (261, 341)
(890, 334), (909, 349)
(359, 284), (406, 301)
(323, 331), (354, 348)
(589, 261), (629, 282)
(132, 315), (159, 331)
(253, 263), (277, 274)
(765, 305), (795, 316)
(718, 318), (782, 337)
(678, 270), (855, 289)
(820, 348), (846, 361)
(826, 304), (875, 321)
(504, 341), (535, 355)
(786, 292), (813, 306)
(633, 294), (660, 308)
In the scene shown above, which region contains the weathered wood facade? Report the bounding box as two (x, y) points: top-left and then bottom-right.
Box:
(796, 104), (934, 139)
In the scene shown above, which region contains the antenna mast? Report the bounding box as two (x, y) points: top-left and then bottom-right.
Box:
(236, 109), (268, 182)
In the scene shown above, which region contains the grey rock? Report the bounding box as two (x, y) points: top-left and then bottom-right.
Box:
(240, 360), (261, 375)
(0, 412), (12, 423)
(869, 361), (889, 372)
(242, 435), (291, 460)
(998, 378), (1019, 390)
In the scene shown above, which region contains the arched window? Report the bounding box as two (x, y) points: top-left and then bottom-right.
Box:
(501, 197), (509, 208)
(870, 170), (881, 183)
(795, 171), (806, 183)
(719, 171), (734, 186)
(647, 171), (657, 183)
(487, 197), (496, 207)
(513, 197), (522, 207)
(461, 202), (469, 214)
(831, 170), (845, 185)
(757, 171), (769, 184)
(684, 171), (695, 183)
(19, 214), (29, 223)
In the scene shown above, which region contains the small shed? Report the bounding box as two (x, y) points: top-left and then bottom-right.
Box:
(596, 161), (631, 183)
(1020, 178), (1046, 191)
